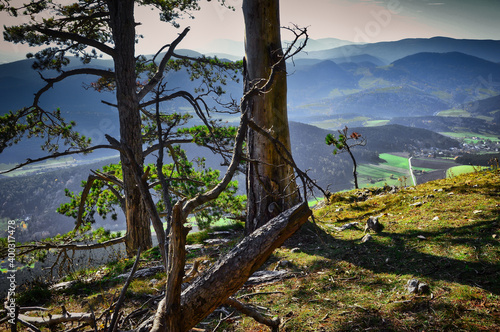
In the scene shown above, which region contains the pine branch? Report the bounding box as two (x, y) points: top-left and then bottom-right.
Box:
(35, 27), (116, 57)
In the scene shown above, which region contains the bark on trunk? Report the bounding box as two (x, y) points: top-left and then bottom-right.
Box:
(243, 0), (300, 234)
(107, 0), (152, 256)
(151, 202), (188, 331)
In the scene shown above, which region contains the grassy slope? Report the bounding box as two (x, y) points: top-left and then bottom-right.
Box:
(9, 170), (500, 331)
(236, 169), (500, 331)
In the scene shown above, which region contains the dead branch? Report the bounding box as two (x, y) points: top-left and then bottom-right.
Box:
(225, 297), (280, 332)
(108, 247), (142, 332)
(16, 311), (93, 326)
(248, 119), (328, 199)
(182, 260), (201, 284)
(137, 27), (190, 101)
(13, 236), (126, 257)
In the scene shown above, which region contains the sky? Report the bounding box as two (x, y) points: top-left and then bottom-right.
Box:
(1, 0), (499, 62)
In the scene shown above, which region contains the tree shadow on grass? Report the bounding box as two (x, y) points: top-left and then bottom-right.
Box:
(290, 212), (500, 295)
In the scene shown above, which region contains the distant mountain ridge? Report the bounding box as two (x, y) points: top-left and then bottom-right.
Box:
(296, 36), (500, 64)
(1, 36), (499, 165)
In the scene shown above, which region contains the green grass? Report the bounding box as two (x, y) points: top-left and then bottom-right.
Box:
(357, 153), (412, 188)
(357, 164), (407, 187)
(9, 170), (500, 332)
(236, 169), (500, 331)
(447, 165), (489, 177)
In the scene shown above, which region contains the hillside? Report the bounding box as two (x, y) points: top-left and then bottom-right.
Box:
(323, 86), (450, 118)
(5, 169), (499, 331)
(2, 38), (499, 133)
(383, 52), (500, 99)
(0, 122), (463, 243)
(289, 122), (460, 191)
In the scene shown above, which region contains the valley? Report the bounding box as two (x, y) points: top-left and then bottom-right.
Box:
(1, 35), (499, 249)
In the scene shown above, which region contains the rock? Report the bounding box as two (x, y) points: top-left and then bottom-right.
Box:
(186, 244), (204, 251)
(333, 222), (359, 231)
(275, 260), (293, 270)
(364, 216), (384, 233)
(406, 279), (420, 293)
(208, 231), (232, 237)
(361, 234), (372, 243)
(203, 238), (231, 245)
(410, 201), (424, 207)
(406, 279), (430, 294)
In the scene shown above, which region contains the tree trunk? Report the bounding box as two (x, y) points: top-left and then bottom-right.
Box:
(346, 146), (359, 189)
(150, 202), (311, 332)
(151, 202), (188, 331)
(107, 0), (152, 255)
(243, 0), (300, 234)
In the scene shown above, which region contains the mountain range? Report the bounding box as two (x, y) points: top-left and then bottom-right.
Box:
(0, 36), (499, 166)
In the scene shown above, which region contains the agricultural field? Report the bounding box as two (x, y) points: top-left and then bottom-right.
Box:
(357, 153), (412, 188)
(440, 131), (500, 144)
(447, 165), (489, 178)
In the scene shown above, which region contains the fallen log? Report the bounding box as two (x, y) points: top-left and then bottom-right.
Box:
(151, 202), (311, 332)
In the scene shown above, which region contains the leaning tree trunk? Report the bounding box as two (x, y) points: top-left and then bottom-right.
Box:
(243, 0), (300, 234)
(108, 0), (152, 256)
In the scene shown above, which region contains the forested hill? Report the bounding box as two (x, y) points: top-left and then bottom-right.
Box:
(289, 122), (459, 191)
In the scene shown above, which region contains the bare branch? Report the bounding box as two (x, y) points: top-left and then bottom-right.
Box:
(137, 27), (191, 101)
(248, 119), (328, 199)
(225, 297), (280, 332)
(0, 144), (119, 175)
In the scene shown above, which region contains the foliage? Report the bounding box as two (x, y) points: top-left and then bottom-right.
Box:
(0, 0), (245, 241)
(325, 126), (364, 156)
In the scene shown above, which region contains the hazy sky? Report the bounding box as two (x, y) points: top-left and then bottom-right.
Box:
(1, 0), (499, 62)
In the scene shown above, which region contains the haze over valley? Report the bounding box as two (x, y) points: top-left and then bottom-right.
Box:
(1, 35), (499, 240)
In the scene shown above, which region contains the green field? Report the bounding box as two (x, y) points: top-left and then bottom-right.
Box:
(363, 119), (390, 127)
(357, 153), (412, 188)
(379, 153), (410, 169)
(440, 131), (500, 143)
(437, 108), (470, 117)
(447, 165), (489, 177)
